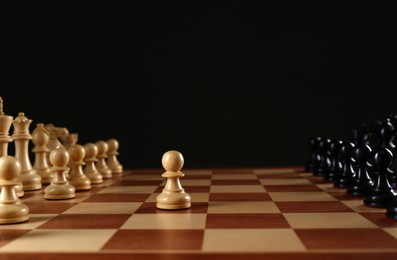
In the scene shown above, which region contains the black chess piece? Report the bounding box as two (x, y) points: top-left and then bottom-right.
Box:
(356, 123), (371, 145)
(315, 138), (332, 177)
(378, 120), (396, 150)
(323, 140), (343, 182)
(346, 144), (373, 197)
(364, 148), (397, 208)
(334, 142), (356, 189)
(367, 120), (396, 179)
(305, 136), (319, 172)
(369, 120), (383, 143)
(312, 138), (326, 177)
(387, 113), (397, 129)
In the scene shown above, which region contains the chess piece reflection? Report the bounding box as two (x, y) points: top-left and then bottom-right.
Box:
(156, 150), (191, 210)
(0, 156), (29, 224)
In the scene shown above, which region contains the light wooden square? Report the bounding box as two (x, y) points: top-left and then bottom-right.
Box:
(121, 213), (207, 229)
(283, 212), (378, 228)
(268, 192), (337, 201)
(208, 201), (280, 213)
(203, 229), (305, 252)
(0, 229), (117, 252)
(210, 185), (266, 193)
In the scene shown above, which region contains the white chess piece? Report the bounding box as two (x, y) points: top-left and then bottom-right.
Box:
(13, 112), (42, 191)
(68, 144), (91, 191)
(156, 150), (191, 210)
(44, 147), (75, 200)
(95, 140), (112, 179)
(83, 143), (103, 184)
(0, 156), (29, 224)
(0, 98), (23, 197)
(106, 138), (123, 175)
(32, 123), (52, 184)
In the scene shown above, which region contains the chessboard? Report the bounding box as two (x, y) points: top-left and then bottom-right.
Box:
(1, 167), (397, 259)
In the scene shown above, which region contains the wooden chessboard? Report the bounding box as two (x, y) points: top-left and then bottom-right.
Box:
(1, 167), (397, 259)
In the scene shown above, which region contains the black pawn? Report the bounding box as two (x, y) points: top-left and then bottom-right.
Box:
(312, 138), (326, 177)
(346, 144), (373, 197)
(305, 137), (319, 172)
(316, 138), (332, 177)
(364, 148), (397, 208)
(334, 142), (356, 189)
(324, 140), (343, 182)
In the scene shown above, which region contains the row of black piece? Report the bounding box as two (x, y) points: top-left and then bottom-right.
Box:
(305, 113), (397, 220)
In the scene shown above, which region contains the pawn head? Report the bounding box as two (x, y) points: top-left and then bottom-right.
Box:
(373, 148), (394, 171)
(68, 144), (86, 162)
(0, 156), (21, 181)
(50, 147), (70, 167)
(107, 139), (119, 152)
(162, 150), (184, 172)
(84, 143), (98, 159)
(95, 140), (108, 155)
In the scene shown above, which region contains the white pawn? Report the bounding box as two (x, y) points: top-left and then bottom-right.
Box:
(0, 156), (29, 224)
(44, 147), (75, 200)
(95, 140), (112, 179)
(156, 150), (191, 210)
(106, 138), (123, 175)
(0, 98), (23, 197)
(32, 123), (52, 184)
(83, 143), (103, 184)
(68, 144), (91, 191)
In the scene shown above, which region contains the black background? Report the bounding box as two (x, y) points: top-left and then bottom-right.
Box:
(2, 1), (396, 169)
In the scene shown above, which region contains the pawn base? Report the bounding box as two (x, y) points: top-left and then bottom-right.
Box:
(15, 184), (24, 197)
(85, 172), (103, 184)
(19, 171), (42, 191)
(44, 184), (76, 200)
(0, 203), (29, 224)
(90, 179), (104, 185)
(69, 178), (91, 191)
(156, 190), (191, 210)
(347, 182), (372, 197)
(100, 169), (112, 179)
(364, 190), (397, 208)
(37, 169), (53, 185)
(110, 165), (123, 175)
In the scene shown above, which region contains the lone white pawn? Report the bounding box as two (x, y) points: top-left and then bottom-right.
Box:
(156, 150), (191, 210)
